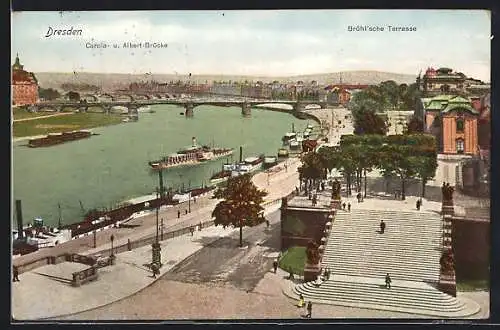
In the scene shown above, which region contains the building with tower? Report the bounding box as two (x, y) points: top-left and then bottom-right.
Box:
(12, 54), (39, 106)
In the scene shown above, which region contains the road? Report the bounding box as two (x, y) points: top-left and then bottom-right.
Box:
(13, 112), (74, 122)
(164, 210), (281, 292)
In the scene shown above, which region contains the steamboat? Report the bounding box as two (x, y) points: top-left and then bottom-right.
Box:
(28, 130), (96, 148)
(209, 147), (264, 184)
(149, 137), (233, 170)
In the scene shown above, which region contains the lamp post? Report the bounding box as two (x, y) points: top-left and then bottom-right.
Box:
(188, 192), (191, 213)
(109, 234), (115, 265)
(151, 189), (162, 268)
(161, 218), (164, 241)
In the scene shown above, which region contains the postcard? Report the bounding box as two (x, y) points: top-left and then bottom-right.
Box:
(11, 9), (490, 321)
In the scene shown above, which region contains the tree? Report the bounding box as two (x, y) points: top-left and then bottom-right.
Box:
(405, 115), (425, 134)
(378, 144), (417, 200)
(352, 108), (388, 135)
(414, 155), (438, 198)
(379, 80), (400, 109)
(38, 87), (61, 101)
(298, 152), (327, 192)
(212, 174), (268, 247)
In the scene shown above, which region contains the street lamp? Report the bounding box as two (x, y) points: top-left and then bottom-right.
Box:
(151, 189), (162, 268)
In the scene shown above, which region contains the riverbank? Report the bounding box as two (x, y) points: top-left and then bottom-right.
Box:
(13, 112), (124, 138)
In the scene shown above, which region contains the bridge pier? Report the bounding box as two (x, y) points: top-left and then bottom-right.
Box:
(185, 103), (194, 118)
(241, 103), (251, 116)
(293, 102), (305, 113)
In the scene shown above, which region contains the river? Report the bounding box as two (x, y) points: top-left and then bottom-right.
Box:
(12, 105), (313, 227)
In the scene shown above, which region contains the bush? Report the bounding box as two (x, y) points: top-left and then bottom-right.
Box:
(278, 246), (307, 276)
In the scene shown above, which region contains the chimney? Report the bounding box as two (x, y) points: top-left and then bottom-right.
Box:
(239, 146), (243, 163)
(15, 200), (24, 240)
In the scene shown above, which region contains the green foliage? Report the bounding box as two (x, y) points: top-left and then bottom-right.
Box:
(405, 115), (425, 134)
(278, 246), (307, 276)
(212, 174), (268, 230)
(282, 215), (306, 235)
(298, 152), (327, 181)
(38, 87), (61, 101)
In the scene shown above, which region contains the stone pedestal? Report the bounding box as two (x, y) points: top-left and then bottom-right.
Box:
(304, 262), (321, 282)
(439, 273), (457, 297)
(441, 201), (455, 216)
(330, 199), (341, 210)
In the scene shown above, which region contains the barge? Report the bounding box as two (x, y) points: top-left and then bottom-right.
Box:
(28, 130), (95, 148)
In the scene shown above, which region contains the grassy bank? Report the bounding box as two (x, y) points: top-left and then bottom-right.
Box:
(12, 109), (57, 121)
(456, 279), (489, 292)
(13, 112), (124, 137)
(279, 246), (306, 276)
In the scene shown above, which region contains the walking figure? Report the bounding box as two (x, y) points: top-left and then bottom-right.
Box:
(266, 220), (270, 229)
(342, 202), (346, 210)
(380, 220), (386, 234)
(199, 222), (202, 231)
(273, 259), (278, 273)
(177, 210), (181, 218)
(357, 192), (361, 203)
(151, 263), (160, 279)
(185, 209), (188, 215)
(306, 301), (312, 318)
(190, 227), (195, 236)
(416, 199), (421, 211)
(297, 294), (305, 308)
(347, 202), (351, 212)
(385, 273), (392, 289)
(13, 266), (20, 282)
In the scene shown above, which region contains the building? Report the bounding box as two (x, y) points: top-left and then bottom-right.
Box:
(417, 67), (490, 98)
(419, 95), (479, 155)
(12, 54), (39, 106)
(324, 84), (370, 106)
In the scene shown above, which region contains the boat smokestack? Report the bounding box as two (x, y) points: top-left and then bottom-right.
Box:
(15, 200), (24, 240)
(192, 136), (197, 147)
(292, 123), (295, 133)
(239, 146), (243, 163)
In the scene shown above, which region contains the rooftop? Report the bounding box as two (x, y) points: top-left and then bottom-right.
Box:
(286, 193), (333, 210)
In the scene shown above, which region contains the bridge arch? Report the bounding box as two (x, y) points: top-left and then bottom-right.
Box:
(253, 103), (293, 111)
(134, 94), (150, 100)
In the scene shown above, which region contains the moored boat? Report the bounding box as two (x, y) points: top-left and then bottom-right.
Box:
(278, 148), (289, 158)
(289, 139), (300, 150)
(263, 156), (278, 169)
(28, 130), (93, 148)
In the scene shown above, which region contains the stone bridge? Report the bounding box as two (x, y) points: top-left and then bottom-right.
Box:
(31, 98), (327, 117)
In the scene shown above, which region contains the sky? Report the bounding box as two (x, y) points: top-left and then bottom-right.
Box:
(11, 10), (491, 81)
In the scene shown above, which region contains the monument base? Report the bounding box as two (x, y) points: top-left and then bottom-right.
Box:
(441, 204), (455, 216)
(438, 273), (457, 297)
(330, 199), (342, 210)
(304, 262), (321, 282)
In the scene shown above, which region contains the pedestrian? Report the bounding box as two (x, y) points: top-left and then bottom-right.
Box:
(190, 227), (194, 236)
(199, 222), (202, 231)
(177, 210), (181, 218)
(295, 186), (299, 194)
(380, 220), (386, 234)
(273, 259), (278, 273)
(357, 192), (361, 203)
(127, 238), (132, 251)
(385, 273), (392, 289)
(185, 209), (188, 215)
(342, 202), (346, 210)
(13, 266), (19, 282)
(297, 294), (305, 308)
(416, 199), (421, 211)
(321, 182), (325, 191)
(266, 220), (270, 229)
(347, 202), (351, 212)
(306, 301), (312, 318)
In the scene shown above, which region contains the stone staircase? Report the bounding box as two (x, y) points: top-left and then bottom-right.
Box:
(291, 208), (480, 317)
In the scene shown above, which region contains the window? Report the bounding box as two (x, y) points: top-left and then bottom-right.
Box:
(456, 118), (464, 132)
(456, 139), (465, 154)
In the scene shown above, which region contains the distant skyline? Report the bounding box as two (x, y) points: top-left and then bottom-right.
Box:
(11, 10), (491, 81)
